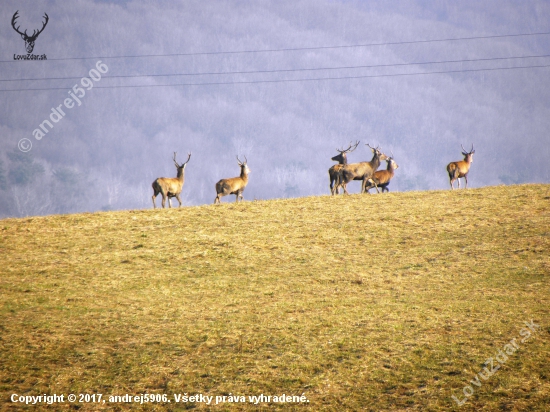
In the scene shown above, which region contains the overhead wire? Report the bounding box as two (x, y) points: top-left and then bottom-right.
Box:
(1, 30), (549, 91)
(1, 30), (549, 63)
(1, 53), (550, 83)
(1, 63), (549, 92)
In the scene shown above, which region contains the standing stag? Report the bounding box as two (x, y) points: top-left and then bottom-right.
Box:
(214, 156), (250, 204)
(337, 144), (388, 194)
(447, 144), (475, 189)
(365, 152), (399, 193)
(152, 152), (191, 208)
(329, 140), (360, 195)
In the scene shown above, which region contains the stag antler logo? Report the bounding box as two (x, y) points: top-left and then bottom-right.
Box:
(11, 10), (49, 54)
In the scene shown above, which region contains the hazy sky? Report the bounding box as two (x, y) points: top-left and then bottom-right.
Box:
(1, 0), (549, 216)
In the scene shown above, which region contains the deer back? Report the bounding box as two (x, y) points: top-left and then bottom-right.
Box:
(155, 176), (184, 195)
(217, 175), (246, 193)
(342, 161), (367, 176)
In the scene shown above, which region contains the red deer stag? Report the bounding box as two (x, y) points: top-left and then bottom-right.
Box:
(329, 140), (360, 195)
(337, 144), (388, 194)
(214, 156), (250, 204)
(365, 152), (399, 193)
(152, 152), (191, 208)
(447, 144), (475, 189)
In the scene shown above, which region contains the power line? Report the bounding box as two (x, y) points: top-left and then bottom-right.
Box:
(2, 31), (550, 63)
(1, 63), (549, 92)
(2, 54), (550, 83)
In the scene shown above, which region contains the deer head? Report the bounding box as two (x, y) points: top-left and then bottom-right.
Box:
(12, 11), (49, 54)
(366, 143), (389, 162)
(237, 155), (250, 175)
(387, 151), (399, 170)
(173, 152), (191, 173)
(331, 140), (360, 164)
(461, 144), (475, 163)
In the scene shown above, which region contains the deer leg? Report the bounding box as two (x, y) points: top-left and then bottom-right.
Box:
(464, 174), (468, 189)
(341, 181), (349, 195)
(175, 194), (182, 207)
(363, 179), (374, 194)
(161, 194), (166, 208)
(152, 187), (161, 209)
(361, 178), (368, 194)
(331, 174), (341, 195)
(333, 174), (340, 195)
(371, 179), (380, 194)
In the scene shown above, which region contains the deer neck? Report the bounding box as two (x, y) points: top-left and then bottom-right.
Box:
(370, 154), (381, 171)
(240, 167), (248, 182)
(176, 167), (185, 181)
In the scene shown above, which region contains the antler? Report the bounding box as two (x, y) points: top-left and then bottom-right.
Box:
(236, 156), (243, 165)
(11, 11), (25, 37)
(183, 152), (192, 165)
(11, 11), (49, 40)
(173, 152), (179, 166)
(390, 150), (394, 158)
(337, 140), (360, 153)
(29, 13), (49, 39)
(470, 144), (474, 153)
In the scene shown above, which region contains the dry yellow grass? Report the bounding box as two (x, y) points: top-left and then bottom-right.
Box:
(1, 184), (549, 411)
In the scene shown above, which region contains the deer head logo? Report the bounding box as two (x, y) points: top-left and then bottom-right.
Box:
(11, 11), (49, 54)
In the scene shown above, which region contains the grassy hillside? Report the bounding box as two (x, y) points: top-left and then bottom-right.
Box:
(1, 184), (549, 411)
